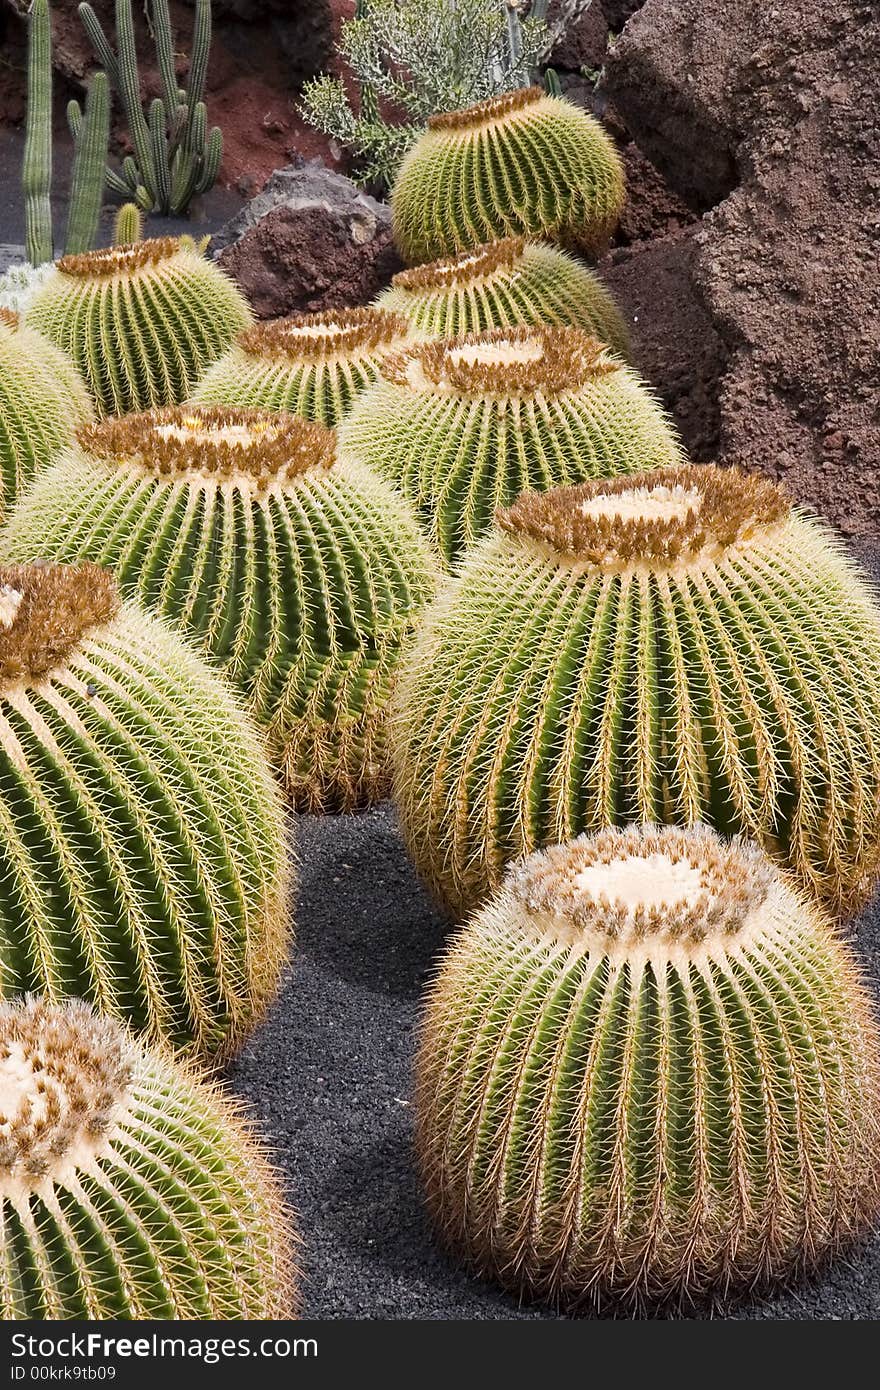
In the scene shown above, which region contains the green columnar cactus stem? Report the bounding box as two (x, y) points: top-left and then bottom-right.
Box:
(113, 202), (143, 247)
(2, 408), (437, 812)
(24, 239), (252, 417)
(376, 236), (630, 353)
(22, 0), (53, 267)
(337, 326), (682, 564)
(0, 562), (290, 1059)
(64, 73), (110, 256)
(417, 825), (880, 1309)
(392, 464), (880, 917)
(0, 998), (298, 1318)
(193, 308), (414, 427)
(391, 87), (625, 264)
(0, 309), (93, 521)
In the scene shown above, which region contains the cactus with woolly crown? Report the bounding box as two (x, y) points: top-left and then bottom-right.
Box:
(393, 463), (880, 916)
(391, 87), (625, 265)
(0, 562), (290, 1059)
(24, 238), (252, 417)
(2, 408), (437, 812)
(417, 824), (880, 1310)
(338, 326), (681, 565)
(0, 309), (93, 521)
(193, 307), (413, 427)
(0, 997), (297, 1318)
(376, 236), (630, 354)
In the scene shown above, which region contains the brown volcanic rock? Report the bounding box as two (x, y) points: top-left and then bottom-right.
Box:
(605, 0), (880, 538)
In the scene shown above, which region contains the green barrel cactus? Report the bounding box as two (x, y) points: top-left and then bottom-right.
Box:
(417, 824), (880, 1309)
(376, 236), (630, 356)
(3, 407), (437, 812)
(391, 87), (625, 265)
(24, 238), (252, 417)
(193, 307), (413, 427)
(0, 997), (297, 1318)
(0, 561), (290, 1059)
(338, 326), (682, 565)
(393, 464), (880, 916)
(0, 309), (93, 521)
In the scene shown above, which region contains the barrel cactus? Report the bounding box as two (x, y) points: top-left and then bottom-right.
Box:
(393, 463), (880, 916)
(338, 326), (682, 565)
(377, 236), (630, 356)
(391, 87), (625, 265)
(24, 238), (252, 417)
(193, 307), (413, 426)
(0, 561), (290, 1058)
(0, 308), (92, 521)
(417, 824), (880, 1309)
(2, 407), (437, 811)
(0, 997), (296, 1319)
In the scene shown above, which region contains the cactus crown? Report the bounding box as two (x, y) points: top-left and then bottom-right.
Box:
(390, 237), (526, 290)
(56, 237), (183, 279)
(0, 562), (118, 684)
(509, 824), (776, 954)
(384, 325), (618, 398)
(237, 307), (411, 365)
(428, 85), (542, 131)
(78, 406), (336, 487)
(0, 998), (134, 1195)
(0, 308), (19, 331)
(499, 464), (790, 569)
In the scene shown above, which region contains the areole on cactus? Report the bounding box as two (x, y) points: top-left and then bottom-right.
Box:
(392, 463), (880, 916)
(0, 997), (297, 1318)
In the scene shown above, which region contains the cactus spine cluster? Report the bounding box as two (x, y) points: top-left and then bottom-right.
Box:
(0, 562), (290, 1059)
(2, 408), (437, 812)
(0, 998), (296, 1318)
(417, 824), (880, 1309)
(193, 308), (413, 427)
(377, 236), (630, 355)
(24, 239), (252, 417)
(391, 87), (625, 265)
(0, 310), (93, 521)
(393, 464), (880, 916)
(338, 326), (682, 564)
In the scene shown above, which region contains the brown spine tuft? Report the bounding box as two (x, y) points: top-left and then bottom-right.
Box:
(390, 238), (526, 291)
(236, 306), (410, 364)
(428, 87), (544, 131)
(0, 308), (19, 331)
(381, 324), (617, 397)
(0, 563), (119, 684)
(57, 237), (184, 278)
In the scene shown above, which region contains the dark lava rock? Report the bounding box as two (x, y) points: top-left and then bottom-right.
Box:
(214, 162), (401, 318)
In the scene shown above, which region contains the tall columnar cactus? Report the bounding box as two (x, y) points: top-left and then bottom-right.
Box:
(337, 326), (682, 564)
(78, 0), (223, 216)
(417, 825), (880, 1309)
(0, 309), (93, 521)
(113, 201), (143, 247)
(376, 236), (630, 354)
(0, 562), (290, 1058)
(24, 239), (252, 416)
(2, 408), (437, 812)
(22, 0), (110, 266)
(392, 464), (880, 916)
(391, 87), (625, 265)
(193, 308), (413, 427)
(0, 998), (297, 1318)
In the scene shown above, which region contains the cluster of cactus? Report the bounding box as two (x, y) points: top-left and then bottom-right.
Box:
(0, 997), (296, 1318)
(0, 561), (290, 1060)
(417, 824), (880, 1308)
(2, 407), (437, 812)
(24, 238), (252, 417)
(338, 326), (682, 563)
(194, 307), (413, 426)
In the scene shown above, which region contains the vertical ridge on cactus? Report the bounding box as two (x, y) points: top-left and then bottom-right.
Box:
(0, 310), (94, 521)
(0, 562), (290, 1059)
(391, 87), (625, 265)
(2, 408), (437, 812)
(24, 239), (252, 417)
(337, 326), (682, 564)
(376, 236), (630, 355)
(0, 997), (297, 1318)
(193, 307), (413, 426)
(392, 463), (880, 916)
(417, 825), (880, 1309)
